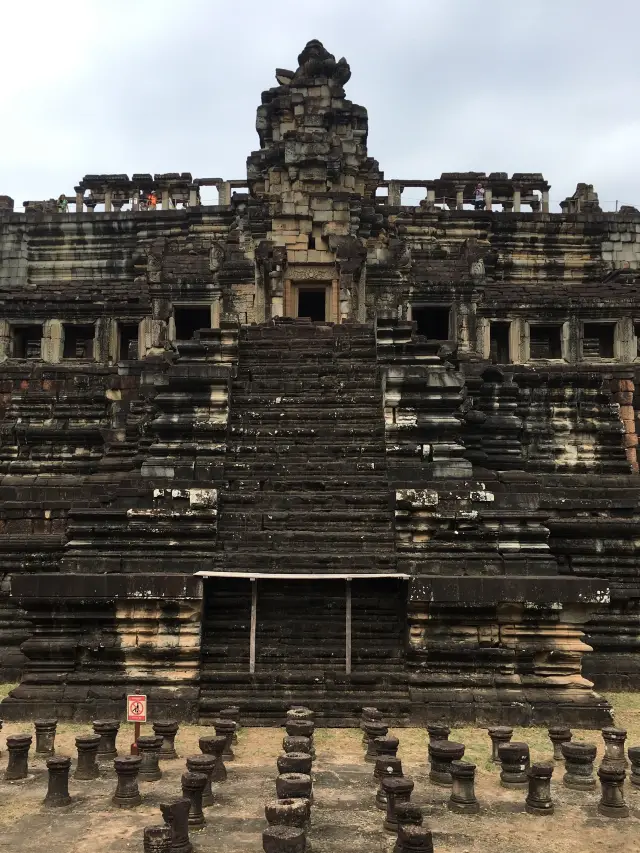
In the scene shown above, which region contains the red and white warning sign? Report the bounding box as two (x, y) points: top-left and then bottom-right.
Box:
(127, 694), (147, 723)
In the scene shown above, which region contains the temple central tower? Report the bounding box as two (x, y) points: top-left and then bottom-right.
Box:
(245, 40), (384, 322)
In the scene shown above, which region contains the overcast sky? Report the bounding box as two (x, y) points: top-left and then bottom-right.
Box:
(2, 0), (639, 210)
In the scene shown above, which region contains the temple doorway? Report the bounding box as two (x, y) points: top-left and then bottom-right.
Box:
(297, 288), (327, 321)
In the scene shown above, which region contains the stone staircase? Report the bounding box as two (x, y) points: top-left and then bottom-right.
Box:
(199, 318), (409, 724)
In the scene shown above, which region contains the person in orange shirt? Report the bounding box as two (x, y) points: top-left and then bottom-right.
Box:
(147, 191), (157, 209)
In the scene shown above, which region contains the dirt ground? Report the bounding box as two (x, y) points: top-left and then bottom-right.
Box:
(0, 690), (639, 852)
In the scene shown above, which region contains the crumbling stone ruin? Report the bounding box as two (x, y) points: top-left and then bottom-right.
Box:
(1, 39), (640, 725)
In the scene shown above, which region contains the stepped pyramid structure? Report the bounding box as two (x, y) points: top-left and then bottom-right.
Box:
(2, 40), (640, 723)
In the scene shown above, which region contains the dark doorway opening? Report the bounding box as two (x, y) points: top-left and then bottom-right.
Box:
(63, 324), (95, 359)
(412, 305), (450, 339)
(490, 322), (510, 363)
(174, 306), (211, 340)
(298, 289), (326, 321)
(118, 322), (139, 360)
(13, 325), (42, 359)
(530, 325), (562, 359)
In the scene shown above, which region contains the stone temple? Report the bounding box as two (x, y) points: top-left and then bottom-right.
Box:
(0, 39), (639, 726)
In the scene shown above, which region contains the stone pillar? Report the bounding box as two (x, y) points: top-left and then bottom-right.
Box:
(448, 760), (479, 814)
(213, 718), (236, 760)
(220, 705), (240, 743)
(181, 771), (207, 829)
(35, 719), (57, 756)
(186, 754), (216, 806)
(287, 706), (314, 722)
(93, 720), (119, 761)
(428, 741), (465, 786)
(364, 721), (389, 761)
(498, 742), (530, 789)
(602, 727), (627, 769)
(265, 798), (310, 829)
(160, 799), (191, 853)
(382, 776), (414, 833)
(388, 181), (402, 207)
(44, 756), (72, 807)
(372, 736), (399, 767)
(628, 747), (640, 788)
(427, 724), (451, 744)
(75, 734), (100, 780)
(112, 756), (142, 808)
(283, 736), (311, 756)
(262, 825), (306, 853)
(275, 773), (312, 802)
(548, 726), (572, 761)
(396, 825), (434, 853)
(542, 190), (550, 213)
(455, 185), (465, 210)
(161, 189), (171, 210)
(285, 720), (315, 758)
(143, 826), (172, 853)
(153, 721), (179, 759)
(137, 735), (163, 782)
(484, 187), (493, 212)
(394, 803), (423, 831)
(561, 742), (597, 790)
(74, 186), (84, 212)
(199, 734), (227, 782)
(277, 752), (312, 775)
(104, 188), (112, 213)
(597, 763), (629, 818)
(512, 186), (521, 213)
(218, 182), (231, 206)
(488, 727), (513, 762)
(5, 734), (31, 780)
(361, 707), (381, 744)
(426, 188), (436, 208)
(525, 762), (554, 815)
(188, 184), (198, 207)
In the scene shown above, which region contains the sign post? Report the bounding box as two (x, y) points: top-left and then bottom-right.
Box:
(127, 694), (147, 755)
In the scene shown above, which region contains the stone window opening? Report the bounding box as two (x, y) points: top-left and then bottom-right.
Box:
(12, 324), (43, 359)
(297, 289), (326, 322)
(173, 306), (211, 341)
(489, 322), (510, 363)
(412, 305), (450, 340)
(634, 322), (640, 358)
(582, 323), (615, 359)
(529, 324), (562, 360)
(118, 322), (139, 360)
(62, 324), (95, 359)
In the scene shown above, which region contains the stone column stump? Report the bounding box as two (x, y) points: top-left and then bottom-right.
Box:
(382, 776), (414, 832)
(285, 720), (315, 758)
(498, 742), (530, 789)
(394, 824), (435, 853)
(75, 734), (101, 780)
(487, 727), (513, 763)
(628, 746), (640, 788)
(220, 706), (240, 744)
(44, 756), (72, 807)
(375, 757), (403, 810)
(371, 735), (399, 769)
(394, 802), (423, 832)
(112, 756), (142, 808)
(277, 752), (312, 775)
(525, 762), (554, 815)
(283, 735), (312, 755)
(428, 741), (465, 786)
(181, 771), (207, 829)
(160, 798), (192, 853)
(143, 825), (173, 853)
(199, 735), (227, 782)
(35, 719), (57, 756)
(602, 728), (628, 770)
(153, 721), (179, 759)
(5, 734), (32, 780)
(426, 724), (450, 744)
(262, 825), (306, 853)
(276, 772), (312, 803)
(361, 707), (381, 745)
(561, 742), (597, 790)
(448, 760), (479, 814)
(186, 754), (216, 806)
(213, 718), (236, 761)
(364, 721), (389, 761)
(265, 798), (311, 829)
(93, 720), (120, 761)
(597, 763), (629, 818)
(548, 727), (572, 761)
(137, 735), (163, 782)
